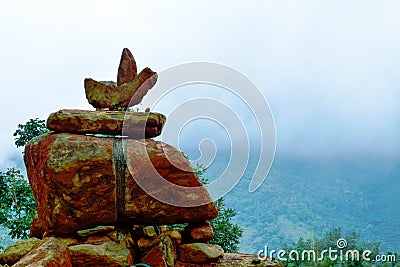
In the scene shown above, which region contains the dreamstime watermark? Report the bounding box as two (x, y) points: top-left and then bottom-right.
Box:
(257, 238), (397, 263)
(122, 62), (276, 207)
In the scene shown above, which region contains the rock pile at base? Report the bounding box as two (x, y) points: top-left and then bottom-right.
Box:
(0, 227), (282, 266)
(2, 48), (232, 266)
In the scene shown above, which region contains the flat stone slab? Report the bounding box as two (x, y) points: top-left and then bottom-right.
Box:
(47, 109), (165, 138)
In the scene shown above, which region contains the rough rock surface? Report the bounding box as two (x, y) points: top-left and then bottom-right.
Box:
(117, 48), (137, 86)
(58, 238), (79, 247)
(47, 109), (166, 138)
(85, 67), (157, 109)
(141, 246), (166, 267)
(77, 226), (115, 238)
(84, 235), (113, 244)
(137, 236), (158, 250)
(24, 133), (218, 235)
(30, 215), (46, 239)
(177, 243), (224, 264)
(2, 238), (41, 265)
(141, 235), (175, 267)
(216, 253), (283, 267)
(184, 221), (214, 242)
(164, 230), (182, 245)
(13, 237), (72, 267)
(69, 242), (133, 267)
(176, 253), (284, 267)
(142, 226), (157, 237)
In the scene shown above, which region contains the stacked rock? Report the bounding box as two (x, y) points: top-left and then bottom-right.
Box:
(3, 48), (226, 267)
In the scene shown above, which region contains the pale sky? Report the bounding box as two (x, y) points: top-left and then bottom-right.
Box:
(1, 0), (400, 171)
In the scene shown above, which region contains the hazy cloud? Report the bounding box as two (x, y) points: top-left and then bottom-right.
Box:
(1, 1), (399, 169)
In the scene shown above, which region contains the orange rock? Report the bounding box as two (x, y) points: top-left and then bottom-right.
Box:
(142, 226), (157, 237)
(69, 242), (133, 267)
(24, 133), (218, 235)
(117, 48), (137, 86)
(13, 237), (72, 267)
(2, 238), (41, 265)
(77, 226), (115, 238)
(84, 235), (112, 245)
(47, 109), (165, 138)
(177, 243), (224, 264)
(30, 215), (46, 239)
(164, 230), (182, 245)
(137, 236), (158, 250)
(175, 261), (213, 267)
(85, 67), (157, 110)
(184, 221), (214, 243)
(213, 253), (284, 267)
(141, 246), (166, 267)
(141, 236), (175, 267)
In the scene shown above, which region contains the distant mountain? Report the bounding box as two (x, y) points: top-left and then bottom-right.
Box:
(203, 155), (400, 254)
(0, 226), (15, 250)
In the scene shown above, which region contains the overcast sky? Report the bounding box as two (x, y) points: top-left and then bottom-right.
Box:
(1, 1), (399, 171)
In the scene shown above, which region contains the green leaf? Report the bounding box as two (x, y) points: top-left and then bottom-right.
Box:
(196, 166), (243, 253)
(13, 118), (50, 148)
(0, 168), (37, 239)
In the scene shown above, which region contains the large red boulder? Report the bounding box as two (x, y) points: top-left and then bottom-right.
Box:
(24, 133), (217, 235)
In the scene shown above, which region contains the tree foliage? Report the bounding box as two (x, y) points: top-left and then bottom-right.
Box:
(281, 227), (396, 267)
(13, 118), (49, 148)
(195, 165), (243, 253)
(209, 198), (243, 253)
(0, 168), (36, 239)
(0, 118), (47, 242)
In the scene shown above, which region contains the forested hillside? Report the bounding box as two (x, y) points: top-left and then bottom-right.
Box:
(205, 156), (400, 254)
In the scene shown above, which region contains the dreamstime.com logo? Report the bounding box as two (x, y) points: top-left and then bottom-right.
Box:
(122, 62), (276, 207)
(257, 238), (397, 263)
